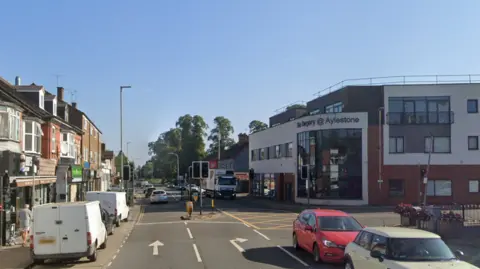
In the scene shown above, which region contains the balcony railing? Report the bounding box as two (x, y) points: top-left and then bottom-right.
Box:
(386, 111), (455, 125)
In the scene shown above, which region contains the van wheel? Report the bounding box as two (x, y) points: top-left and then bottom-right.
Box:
(88, 245), (98, 262)
(123, 212), (129, 222)
(100, 236), (107, 249)
(33, 259), (45, 265)
(116, 215), (121, 227)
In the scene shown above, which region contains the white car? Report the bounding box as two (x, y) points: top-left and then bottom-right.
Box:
(344, 227), (477, 269)
(150, 190), (169, 204)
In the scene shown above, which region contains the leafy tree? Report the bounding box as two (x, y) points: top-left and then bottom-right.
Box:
(141, 161), (154, 179)
(248, 120), (268, 134)
(286, 104), (306, 110)
(207, 116), (235, 156)
(114, 151), (129, 176)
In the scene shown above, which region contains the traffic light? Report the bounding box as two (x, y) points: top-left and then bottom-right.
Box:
(188, 166), (192, 179)
(130, 164), (134, 180)
(192, 162), (201, 179)
(301, 165), (309, 180)
(123, 165), (131, 181)
(201, 162), (209, 178)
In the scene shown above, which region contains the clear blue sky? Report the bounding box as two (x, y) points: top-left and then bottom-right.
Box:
(1, 0), (479, 165)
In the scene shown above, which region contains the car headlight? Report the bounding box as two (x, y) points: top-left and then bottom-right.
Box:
(322, 238), (338, 248)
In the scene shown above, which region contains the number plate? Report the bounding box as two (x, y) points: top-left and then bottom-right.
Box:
(39, 237), (56, 244)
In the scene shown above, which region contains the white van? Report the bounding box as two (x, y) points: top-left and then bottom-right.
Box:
(30, 201), (108, 264)
(86, 191), (129, 227)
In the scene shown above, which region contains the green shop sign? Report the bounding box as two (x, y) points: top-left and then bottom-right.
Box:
(71, 165), (82, 178)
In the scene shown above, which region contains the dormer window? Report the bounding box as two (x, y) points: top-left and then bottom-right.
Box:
(52, 98), (57, 116)
(39, 91), (45, 109)
(65, 108), (69, 122)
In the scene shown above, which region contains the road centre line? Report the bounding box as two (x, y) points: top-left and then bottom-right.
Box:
(218, 209), (261, 229)
(186, 227), (193, 239)
(250, 217), (295, 224)
(253, 229), (270, 240)
(277, 245), (309, 267)
(192, 243), (202, 262)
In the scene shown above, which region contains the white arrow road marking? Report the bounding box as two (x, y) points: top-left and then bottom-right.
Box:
(229, 238), (248, 252)
(149, 240), (164, 256)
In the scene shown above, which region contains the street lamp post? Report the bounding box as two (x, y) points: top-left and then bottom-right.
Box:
(126, 141), (131, 161)
(120, 86), (131, 191)
(168, 153), (180, 197)
(213, 133), (221, 210)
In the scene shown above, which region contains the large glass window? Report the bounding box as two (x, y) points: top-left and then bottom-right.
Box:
(0, 106), (20, 141)
(425, 137), (451, 153)
(297, 129), (362, 200)
(388, 97), (451, 124)
(426, 180), (452, 196)
(24, 120), (42, 154)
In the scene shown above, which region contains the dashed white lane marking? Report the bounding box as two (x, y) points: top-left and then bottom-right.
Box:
(277, 245), (309, 267)
(107, 262), (112, 267)
(253, 229), (270, 240)
(192, 243), (202, 262)
(112, 255), (117, 260)
(116, 249), (120, 253)
(184, 221), (187, 225)
(244, 223), (250, 227)
(186, 227), (193, 239)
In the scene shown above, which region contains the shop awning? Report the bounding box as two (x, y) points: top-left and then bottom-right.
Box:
(11, 176), (56, 187)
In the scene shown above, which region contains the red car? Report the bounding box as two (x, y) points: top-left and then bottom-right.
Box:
(292, 209), (363, 263)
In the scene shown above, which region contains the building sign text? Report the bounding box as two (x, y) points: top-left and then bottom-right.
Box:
(297, 116), (360, 128)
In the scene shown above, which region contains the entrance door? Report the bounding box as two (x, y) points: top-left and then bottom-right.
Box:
(285, 183), (292, 202)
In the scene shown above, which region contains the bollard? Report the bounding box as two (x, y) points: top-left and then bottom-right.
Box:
(186, 201), (193, 217)
(211, 199), (215, 211)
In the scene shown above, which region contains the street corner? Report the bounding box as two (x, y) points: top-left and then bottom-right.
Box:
(218, 208), (297, 230)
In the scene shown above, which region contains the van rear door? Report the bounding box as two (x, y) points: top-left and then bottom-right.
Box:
(33, 205), (60, 255)
(59, 204), (88, 254)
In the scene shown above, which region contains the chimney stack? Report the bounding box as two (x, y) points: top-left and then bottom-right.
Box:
(15, 76), (21, 86)
(57, 87), (64, 102)
(72, 102), (77, 109)
(238, 133), (249, 144)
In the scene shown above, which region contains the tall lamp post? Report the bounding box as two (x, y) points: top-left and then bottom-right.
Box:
(126, 141), (131, 161)
(120, 85), (132, 190)
(168, 153), (180, 199)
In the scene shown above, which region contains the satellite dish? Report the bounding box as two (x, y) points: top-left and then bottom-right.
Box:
(61, 143), (68, 155)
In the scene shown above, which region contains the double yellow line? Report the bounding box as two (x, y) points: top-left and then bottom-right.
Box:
(137, 205), (145, 223)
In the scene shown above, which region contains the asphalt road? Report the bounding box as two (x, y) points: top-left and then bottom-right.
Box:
(111, 195), (400, 269)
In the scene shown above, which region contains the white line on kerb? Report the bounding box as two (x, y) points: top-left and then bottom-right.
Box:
(186, 227), (193, 239)
(277, 245), (309, 267)
(107, 261), (112, 267)
(253, 229), (270, 240)
(192, 243), (202, 262)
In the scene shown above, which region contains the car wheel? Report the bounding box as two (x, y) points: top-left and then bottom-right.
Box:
(313, 243), (322, 263)
(88, 245), (98, 262)
(293, 233), (299, 250)
(345, 260), (354, 269)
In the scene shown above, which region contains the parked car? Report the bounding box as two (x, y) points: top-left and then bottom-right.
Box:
(344, 227), (475, 269)
(150, 190), (169, 204)
(101, 208), (115, 235)
(30, 201), (108, 264)
(293, 209), (363, 263)
(86, 191), (130, 227)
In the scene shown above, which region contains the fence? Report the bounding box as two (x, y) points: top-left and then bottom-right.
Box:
(396, 204), (480, 239)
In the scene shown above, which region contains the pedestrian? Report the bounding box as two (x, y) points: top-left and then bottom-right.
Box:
(18, 204), (32, 247)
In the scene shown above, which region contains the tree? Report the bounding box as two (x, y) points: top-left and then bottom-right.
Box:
(114, 151), (129, 176)
(141, 161), (154, 179)
(147, 114), (208, 180)
(248, 120), (268, 134)
(207, 116), (235, 156)
(286, 104), (306, 110)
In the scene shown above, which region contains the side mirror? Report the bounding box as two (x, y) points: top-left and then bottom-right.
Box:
(370, 250), (384, 262)
(305, 225), (314, 232)
(454, 250), (464, 257)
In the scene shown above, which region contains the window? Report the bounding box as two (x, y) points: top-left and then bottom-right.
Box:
(287, 142), (293, 157)
(467, 99), (478, 113)
(388, 179), (404, 197)
(371, 234), (387, 255)
(0, 107), (20, 141)
(468, 136), (479, 150)
(94, 152), (97, 163)
(275, 145), (281, 158)
(389, 137), (404, 153)
(51, 127), (56, 153)
(357, 231), (373, 249)
(469, 180), (479, 193)
(52, 99), (57, 116)
(425, 136), (451, 153)
(310, 109), (321, 115)
(83, 118), (88, 130)
(39, 91), (44, 109)
(65, 108), (69, 122)
(90, 125), (93, 135)
(260, 148), (265, 160)
(84, 148), (88, 162)
(307, 214), (316, 228)
(61, 133), (75, 158)
(251, 150), (257, 161)
(325, 102), (343, 113)
(90, 150), (93, 162)
(387, 97), (451, 124)
(23, 121), (42, 154)
(426, 180), (452, 196)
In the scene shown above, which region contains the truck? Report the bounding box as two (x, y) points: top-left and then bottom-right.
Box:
(204, 169), (237, 199)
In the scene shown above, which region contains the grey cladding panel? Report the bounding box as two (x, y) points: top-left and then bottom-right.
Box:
(389, 125), (451, 153)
